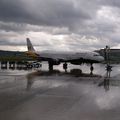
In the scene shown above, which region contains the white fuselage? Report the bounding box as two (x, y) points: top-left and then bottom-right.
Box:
(36, 50), (104, 62)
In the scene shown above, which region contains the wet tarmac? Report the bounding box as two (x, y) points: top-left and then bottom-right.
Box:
(0, 63), (120, 120)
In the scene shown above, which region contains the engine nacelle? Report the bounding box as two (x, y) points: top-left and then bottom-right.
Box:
(70, 58), (84, 65)
(70, 61), (82, 65)
(49, 60), (60, 65)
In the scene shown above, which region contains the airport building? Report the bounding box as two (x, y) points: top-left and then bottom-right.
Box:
(97, 49), (120, 63)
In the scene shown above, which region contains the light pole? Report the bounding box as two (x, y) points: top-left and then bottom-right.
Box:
(104, 45), (110, 65)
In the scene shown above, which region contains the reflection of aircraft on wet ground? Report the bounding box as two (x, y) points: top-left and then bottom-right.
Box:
(27, 69), (101, 77)
(98, 69), (120, 91)
(26, 69), (102, 90)
(26, 38), (104, 71)
(98, 77), (120, 91)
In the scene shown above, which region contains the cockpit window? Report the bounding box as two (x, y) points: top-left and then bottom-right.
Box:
(94, 54), (99, 56)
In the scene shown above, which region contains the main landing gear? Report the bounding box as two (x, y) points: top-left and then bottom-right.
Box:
(48, 61), (53, 71)
(48, 62), (94, 74)
(90, 63), (94, 75)
(48, 62), (68, 72)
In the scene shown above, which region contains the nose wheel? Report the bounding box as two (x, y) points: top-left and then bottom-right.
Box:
(90, 63), (94, 75)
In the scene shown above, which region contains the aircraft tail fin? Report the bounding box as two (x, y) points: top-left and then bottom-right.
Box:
(26, 38), (35, 52)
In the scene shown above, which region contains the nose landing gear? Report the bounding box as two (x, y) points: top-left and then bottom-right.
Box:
(63, 62), (68, 72)
(90, 63), (94, 75)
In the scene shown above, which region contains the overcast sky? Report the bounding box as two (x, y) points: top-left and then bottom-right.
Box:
(0, 0), (120, 51)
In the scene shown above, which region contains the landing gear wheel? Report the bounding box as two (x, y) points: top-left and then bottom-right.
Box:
(63, 63), (67, 72)
(48, 62), (53, 71)
(90, 63), (94, 75)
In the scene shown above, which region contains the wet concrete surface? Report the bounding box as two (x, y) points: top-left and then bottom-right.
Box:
(0, 63), (120, 120)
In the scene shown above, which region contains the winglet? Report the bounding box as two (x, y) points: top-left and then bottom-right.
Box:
(26, 38), (35, 52)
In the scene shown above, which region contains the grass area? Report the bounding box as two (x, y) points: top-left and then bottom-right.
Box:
(0, 56), (32, 61)
(0, 51), (34, 61)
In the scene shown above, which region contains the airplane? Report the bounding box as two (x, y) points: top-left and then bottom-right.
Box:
(26, 38), (104, 71)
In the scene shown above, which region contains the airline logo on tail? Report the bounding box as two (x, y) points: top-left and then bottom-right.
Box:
(26, 38), (35, 52)
(26, 38), (39, 58)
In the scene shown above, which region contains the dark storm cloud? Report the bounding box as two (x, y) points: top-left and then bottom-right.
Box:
(0, 0), (32, 23)
(0, 0), (120, 50)
(0, 0), (91, 29)
(0, 0), (107, 34)
(98, 0), (120, 8)
(0, 22), (27, 32)
(0, 0), (118, 32)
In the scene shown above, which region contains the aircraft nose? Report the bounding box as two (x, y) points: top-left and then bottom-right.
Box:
(99, 56), (104, 61)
